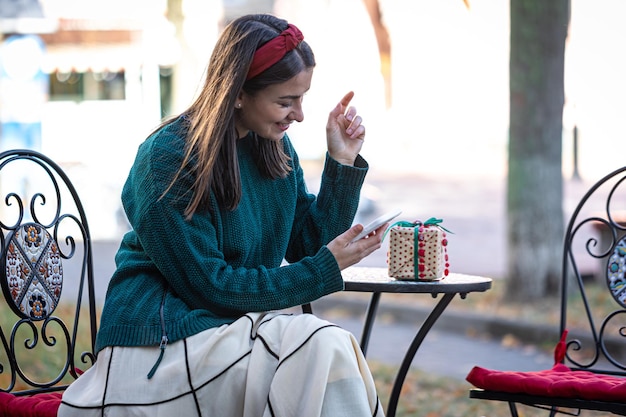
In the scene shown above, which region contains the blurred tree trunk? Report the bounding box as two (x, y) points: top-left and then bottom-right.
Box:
(361, 0), (392, 108)
(506, 0), (569, 301)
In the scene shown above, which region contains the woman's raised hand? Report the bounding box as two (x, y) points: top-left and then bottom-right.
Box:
(326, 91), (365, 166)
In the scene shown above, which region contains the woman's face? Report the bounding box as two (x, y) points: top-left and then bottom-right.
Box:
(235, 68), (313, 141)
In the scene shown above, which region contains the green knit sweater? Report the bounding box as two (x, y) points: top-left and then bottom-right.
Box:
(95, 117), (368, 353)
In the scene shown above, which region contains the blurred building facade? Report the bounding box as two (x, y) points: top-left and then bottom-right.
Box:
(0, 0), (176, 238)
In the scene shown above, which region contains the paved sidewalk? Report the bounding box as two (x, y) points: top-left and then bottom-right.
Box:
(327, 316), (554, 381)
(309, 293), (557, 381)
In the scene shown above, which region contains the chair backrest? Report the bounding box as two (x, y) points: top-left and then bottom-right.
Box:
(0, 149), (97, 395)
(561, 165), (626, 375)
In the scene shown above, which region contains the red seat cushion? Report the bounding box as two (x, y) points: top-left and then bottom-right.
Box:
(466, 330), (626, 402)
(0, 392), (62, 417)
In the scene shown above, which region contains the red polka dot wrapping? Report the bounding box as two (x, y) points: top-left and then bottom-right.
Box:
(386, 221), (450, 281)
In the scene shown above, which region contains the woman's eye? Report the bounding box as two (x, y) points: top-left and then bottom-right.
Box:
(279, 102), (291, 108)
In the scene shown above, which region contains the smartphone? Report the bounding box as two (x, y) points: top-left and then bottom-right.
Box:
(351, 209), (402, 243)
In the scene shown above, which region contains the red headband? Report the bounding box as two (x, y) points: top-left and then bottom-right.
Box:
(246, 24), (304, 80)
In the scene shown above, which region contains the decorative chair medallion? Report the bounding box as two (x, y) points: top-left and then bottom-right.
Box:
(2, 223), (63, 320)
(607, 235), (626, 308)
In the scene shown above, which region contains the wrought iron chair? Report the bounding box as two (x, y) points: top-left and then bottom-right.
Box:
(0, 149), (98, 416)
(467, 165), (626, 416)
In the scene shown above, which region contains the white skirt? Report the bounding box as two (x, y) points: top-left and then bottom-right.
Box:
(58, 312), (384, 417)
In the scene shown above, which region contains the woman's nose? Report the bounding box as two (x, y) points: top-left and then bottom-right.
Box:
(291, 103), (304, 122)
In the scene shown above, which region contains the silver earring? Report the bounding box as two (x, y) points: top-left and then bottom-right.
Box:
(236, 103), (242, 108)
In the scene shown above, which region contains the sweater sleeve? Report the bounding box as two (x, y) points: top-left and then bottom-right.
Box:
(285, 144), (369, 262)
(118, 128), (349, 315)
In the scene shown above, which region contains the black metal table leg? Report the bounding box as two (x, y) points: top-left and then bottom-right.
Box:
(359, 292), (381, 356)
(386, 293), (456, 417)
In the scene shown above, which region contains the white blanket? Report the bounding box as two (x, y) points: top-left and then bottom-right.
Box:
(58, 312), (384, 417)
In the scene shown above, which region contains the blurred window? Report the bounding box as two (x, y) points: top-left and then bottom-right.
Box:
(48, 70), (125, 101)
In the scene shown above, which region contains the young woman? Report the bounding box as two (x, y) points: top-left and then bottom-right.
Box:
(59, 13), (386, 417)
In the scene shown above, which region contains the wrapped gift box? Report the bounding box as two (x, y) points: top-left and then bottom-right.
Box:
(387, 219), (450, 280)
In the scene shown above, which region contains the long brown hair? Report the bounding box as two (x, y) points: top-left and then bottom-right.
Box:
(162, 14), (315, 219)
